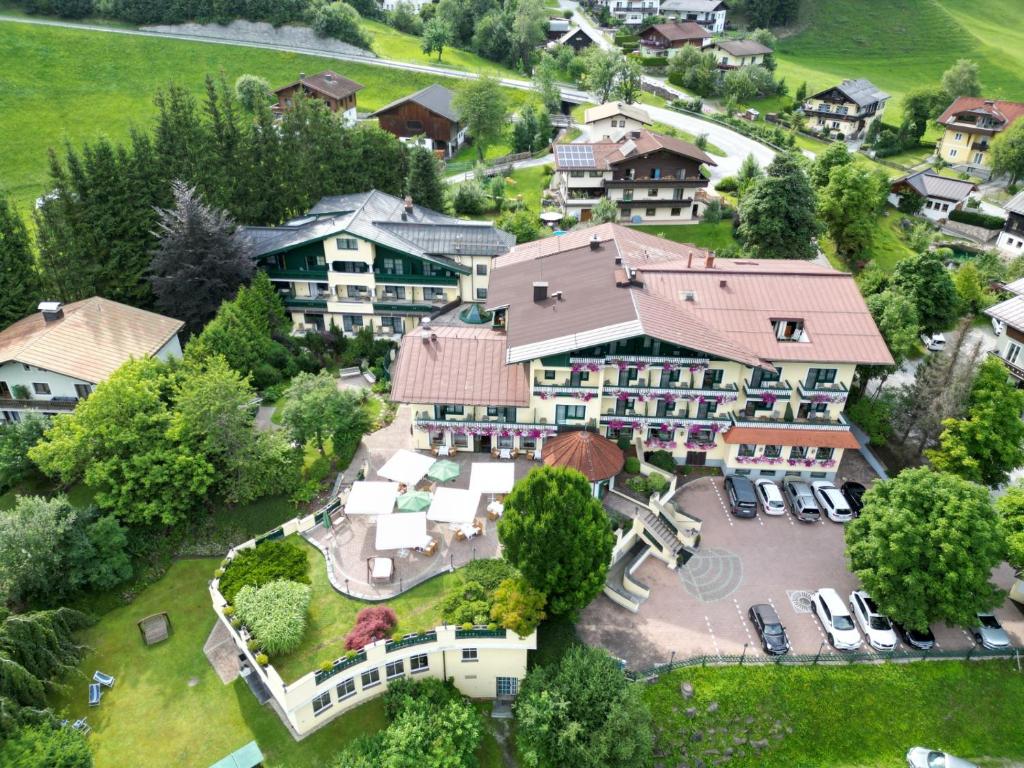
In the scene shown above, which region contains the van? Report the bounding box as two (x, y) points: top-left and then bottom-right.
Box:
(725, 475), (758, 518)
(920, 332), (946, 352)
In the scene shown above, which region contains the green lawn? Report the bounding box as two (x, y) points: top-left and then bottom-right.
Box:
(362, 19), (517, 79)
(447, 136), (516, 170)
(644, 662), (1024, 767)
(820, 207), (917, 271)
(650, 121), (726, 157)
(632, 220), (738, 250)
(501, 164), (552, 211)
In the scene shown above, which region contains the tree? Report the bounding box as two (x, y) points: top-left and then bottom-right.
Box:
(406, 147), (446, 213)
(927, 356), (1024, 487)
(856, 288), (919, 394)
(995, 484), (1024, 571)
(516, 645), (654, 768)
(941, 59), (981, 100)
(990, 120), (1024, 184)
(496, 208), (543, 244)
(845, 467), (1004, 631)
(498, 466), (614, 617)
(737, 153), (820, 260)
(0, 195), (41, 328)
(310, 1), (372, 49)
(149, 181), (255, 333)
(952, 261), (989, 314)
(889, 250), (958, 332)
(590, 196), (619, 224)
(0, 414), (49, 491)
(794, 81), (807, 103)
(64, 512), (133, 592)
(579, 46), (624, 104)
(451, 180), (489, 215)
(901, 85), (949, 140)
(735, 153), (762, 196)
(613, 57), (643, 104)
(0, 496), (76, 605)
(510, 0), (548, 70)
(513, 105), (540, 153)
(279, 370), (366, 455)
(808, 141), (851, 189)
(817, 164), (888, 265)
(896, 189), (925, 215)
(0, 724), (92, 768)
(490, 576), (546, 636)
(533, 52), (563, 114)
(452, 77), (508, 162)
(234, 579), (311, 655)
(421, 17), (452, 61)
(234, 74), (273, 113)
(345, 605), (398, 650)
(666, 45), (720, 97)
(389, 1), (423, 35)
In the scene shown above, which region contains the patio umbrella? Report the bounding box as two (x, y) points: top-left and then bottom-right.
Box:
(427, 459), (460, 483)
(396, 490), (432, 512)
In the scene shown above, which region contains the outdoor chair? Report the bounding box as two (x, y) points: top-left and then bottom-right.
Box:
(93, 671), (115, 688)
(72, 718), (91, 735)
(88, 684), (101, 707)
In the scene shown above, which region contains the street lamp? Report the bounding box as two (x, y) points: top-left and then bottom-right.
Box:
(740, 642), (749, 665)
(814, 639), (826, 665)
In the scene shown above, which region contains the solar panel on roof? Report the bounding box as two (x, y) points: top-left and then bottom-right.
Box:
(556, 144), (596, 169)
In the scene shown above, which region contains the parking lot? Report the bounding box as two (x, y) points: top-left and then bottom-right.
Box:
(578, 475), (1024, 669)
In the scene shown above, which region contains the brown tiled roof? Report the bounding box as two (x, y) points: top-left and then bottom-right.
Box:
(938, 97), (1024, 129)
(641, 21), (710, 41)
(542, 430), (625, 481)
(0, 298), (183, 383)
(390, 326), (529, 406)
(275, 71), (363, 100)
(554, 131), (715, 170)
(713, 39), (773, 57)
(723, 426), (860, 450)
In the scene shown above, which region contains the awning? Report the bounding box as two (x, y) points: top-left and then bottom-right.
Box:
(345, 481), (400, 515)
(208, 741), (264, 768)
(723, 426), (860, 450)
(375, 513), (428, 550)
(378, 449), (436, 486)
(469, 462), (516, 495)
(370, 557), (394, 579)
(427, 487), (482, 524)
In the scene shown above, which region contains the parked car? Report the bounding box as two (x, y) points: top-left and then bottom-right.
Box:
(754, 478), (787, 516)
(748, 603), (790, 655)
(849, 590), (898, 651)
(782, 477), (820, 523)
(920, 332), (946, 352)
(840, 481), (867, 516)
(972, 613), (1011, 649)
(812, 588), (862, 650)
(812, 481), (854, 523)
(906, 747), (978, 768)
(992, 317), (1005, 337)
(892, 622), (936, 651)
(725, 475), (758, 518)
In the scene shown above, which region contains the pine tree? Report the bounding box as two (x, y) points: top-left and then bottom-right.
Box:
(0, 195), (41, 328)
(406, 147), (446, 213)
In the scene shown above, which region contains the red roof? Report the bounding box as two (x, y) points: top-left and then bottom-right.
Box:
(542, 430), (625, 481)
(723, 426), (860, 449)
(937, 97), (1024, 129)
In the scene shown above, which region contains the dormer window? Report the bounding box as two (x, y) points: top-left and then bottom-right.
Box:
(773, 319), (808, 343)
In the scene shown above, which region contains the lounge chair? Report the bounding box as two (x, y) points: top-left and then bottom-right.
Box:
(88, 683), (101, 706)
(93, 670), (115, 687)
(72, 718), (91, 735)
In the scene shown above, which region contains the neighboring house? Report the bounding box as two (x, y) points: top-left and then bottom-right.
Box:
(583, 101), (653, 138)
(238, 190), (514, 336)
(659, 0), (727, 32)
(888, 170), (977, 222)
(391, 224), (892, 484)
(273, 71), (363, 126)
(553, 130), (715, 224)
(803, 79), (889, 140)
(937, 97), (1024, 175)
(638, 21), (712, 56)
(380, 0), (432, 9)
(553, 26), (599, 52)
(370, 84), (466, 157)
(601, 0), (660, 26)
(707, 39), (772, 69)
(547, 15), (570, 40)
(0, 298), (183, 423)
(985, 277), (1024, 385)
(997, 190), (1024, 256)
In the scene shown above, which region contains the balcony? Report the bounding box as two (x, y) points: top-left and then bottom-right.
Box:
(283, 296), (328, 310)
(372, 298), (448, 315)
(797, 381), (849, 402)
(605, 175), (706, 186)
(743, 378), (793, 397)
(0, 397), (78, 412)
(730, 412), (850, 431)
(802, 104), (857, 119)
(989, 349), (1024, 382)
(314, 649), (367, 684)
(569, 354), (711, 367)
(599, 413), (731, 428)
(971, 142), (991, 153)
(374, 272), (459, 286)
(385, 631), (438, 653)
(265, 266), (328, 281)
(603, 378), (738, 399)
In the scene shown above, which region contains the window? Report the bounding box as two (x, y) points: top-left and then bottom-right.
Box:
(336, 237), (358, 250)
(22, 364), (31, 371)
(385, 660), (405, 680)
(645, 208), (656, 217)
(764, 445), (782, 458)
(954, 132), (963, 141)
(496, 677), (519, 697)
(815, 447), (834, 461)
(949, 149), (958, 158)
(361, 668), (381, 689)
(648, 188), (658, 197)
(570, 170), (585, 178)
(810, 472), (827, 479)
(312, 691), (332, 716)
(462, 648), (479, 662)
(805, 368), (837, 387)
(620, 208), (632, 219)
(343, 314), (364, 332)
(735, 469), (751, 476)
(588, 171), (604, 177)
(758, 469), (777, 476)
(738, 444), (755, 458)
(544, 370), (556, 380)
(789, 446), (807, 460)
(381, 257), (404, 275)
(336, 677), (356, 700)
(773, 319), (805, 342)
(32, 383), (50, 395)
(410, 654), (429, 673)
(345, 285), (366, 299)
(556, 405), (586, 422)
(476, 263), (488, 276)
(74, 384), (92, 398)
(476, 288), (488, 300)
(424, 287), (445, 302)
(406, 120), (423, 131)
(671, 207), (681, 216)
(1006, 342), (1021, 365)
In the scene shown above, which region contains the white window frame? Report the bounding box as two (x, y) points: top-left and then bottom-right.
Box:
(410, 653), (429, 673)
(312, 691), (332, 716)
(361, 667), (381, 689)
(385, 659), (405, 680)
(336, 677), (356, 701)
(462, 648), (479, 662)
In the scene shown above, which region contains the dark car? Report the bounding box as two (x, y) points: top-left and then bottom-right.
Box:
(892, 622), (936, 651)
(725, 476), (758, 518)
(840, 481), (867, 516)
(748, 603), (790, 655)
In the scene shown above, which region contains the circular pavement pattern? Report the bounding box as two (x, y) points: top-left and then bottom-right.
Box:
(678, 547), (744, 602)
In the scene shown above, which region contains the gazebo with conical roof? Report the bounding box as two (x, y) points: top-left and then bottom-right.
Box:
(542, 429), (625, 497)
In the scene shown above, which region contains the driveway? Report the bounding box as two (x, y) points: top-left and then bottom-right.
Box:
(578, 476), (1024, 669)
(871, 322), (998, 394)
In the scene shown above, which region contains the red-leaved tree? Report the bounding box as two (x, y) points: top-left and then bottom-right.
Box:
(344, 605), (398, 650)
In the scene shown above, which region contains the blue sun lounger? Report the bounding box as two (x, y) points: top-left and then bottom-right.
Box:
(88, 683), (101, 706)
(93, 670), (115, 688)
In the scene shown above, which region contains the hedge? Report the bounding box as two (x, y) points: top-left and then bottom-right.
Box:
(218, 539), (310, 604)
(949, 209), (1005, 230)
(628, 53), (669, 68)
(614, 33), (639, 44)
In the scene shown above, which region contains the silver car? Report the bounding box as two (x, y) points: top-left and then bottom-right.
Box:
(906, 746), (978, 768)
(972, 613), (1011, 649)
(782, 476), (820, 523)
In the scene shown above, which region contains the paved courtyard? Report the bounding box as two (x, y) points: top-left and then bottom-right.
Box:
(578, 475), (1024, 669)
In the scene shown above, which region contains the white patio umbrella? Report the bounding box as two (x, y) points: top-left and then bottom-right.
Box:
(469, 462), (515, 496)
(377, 449), (436, 487)
(375, 512), (428, 550)
(427, 487), (482, 524)
(344, 481), (400, 515)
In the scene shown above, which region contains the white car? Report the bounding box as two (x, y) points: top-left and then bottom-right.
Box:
(992, 317), (1005, 337)
(754, 478), (787, 516)
(812, 588), (862, 650)
(849, 590), (898, 651)
(920, 332), (946, 352)
(811, 481), (853, 523)
(906, 747), (978, 768)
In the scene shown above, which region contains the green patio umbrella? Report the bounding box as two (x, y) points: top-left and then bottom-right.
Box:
(396, 490), (432, 512)
(427, 459), (460, 483)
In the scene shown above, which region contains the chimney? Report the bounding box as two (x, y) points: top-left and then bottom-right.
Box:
(533, 281), (549, 302)
(706, 254), (715, 269)
(299, 72), (306, 81)
(430, 333), (438, 343)
(589, 234), (600, 251)
(324, 73), (333, 82)
(38, 301), (63, 323)
(420, 317), (431, 330)
(687, 251), (693, 268)
(553, 291), (564, 301)
(719, 279), (727, 288)
(404, 195), (414, 213)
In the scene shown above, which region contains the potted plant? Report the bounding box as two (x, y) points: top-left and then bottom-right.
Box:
(255, 653), (269, 667)
(319, 660), (335, 673)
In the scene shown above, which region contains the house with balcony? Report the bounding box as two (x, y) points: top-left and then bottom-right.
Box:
(552, 26), (599, 52)
(638, 21), (712, 56)
(803, 79), (889, 141)
(582, 101), (653, 139)
(390, 224), (892, 481)
(706, 39), (772, 69)
(238, 190), (514, 336)
(553, 131), (715, 224)
(888, 170), (977, 223)
(937, 97), (1024, 177)
(985, 278), (1024, 385)
(601, 0), (661, 26)
(0, 298), (183, 423)
(273, 71), (363, 125)
(370, 84), (466, 157)
(997, 190), (1024, 256)
(659, 0), (726, 32)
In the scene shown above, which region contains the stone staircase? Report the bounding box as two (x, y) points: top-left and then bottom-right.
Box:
(639, 510), (685, 560)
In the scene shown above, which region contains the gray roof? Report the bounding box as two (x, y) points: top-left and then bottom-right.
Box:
(660, 0), (726, 11)
(239, 190), (513, 271)
(817, 78), (889, 107)
(896, 170), (975, 202)
(370, 84), (460, 123)
(1005, 189), (1024, 216)
(1003, 277), (1024, 296)
(986, 295), (1024, 331)
(713, 39), (773, 57)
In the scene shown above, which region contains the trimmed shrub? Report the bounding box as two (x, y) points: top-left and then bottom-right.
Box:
(647, 450), (676, 473)
(442, 581), (491, 626)
(452, 181), (489, 215)
(646, 473), (670, 495)
(235, 579), (312, 655)
(460, 558), (517, 592)
(490, 576), (546, 636)
(715, 175), (738, 193)
(345, 605), (398, 650)
(218, 540), (310, 604)
(949, 209), (1006, 230)
(624, 456), (641, 474)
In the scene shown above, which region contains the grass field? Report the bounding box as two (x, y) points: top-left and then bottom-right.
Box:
(645, 662), (1024, 767)
(362, 19), (517, 79)
(0, 21), (533, 211)
(633, 220), (738, 250)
